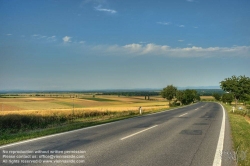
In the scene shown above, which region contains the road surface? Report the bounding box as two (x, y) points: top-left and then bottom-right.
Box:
(0, 102), (235, 166)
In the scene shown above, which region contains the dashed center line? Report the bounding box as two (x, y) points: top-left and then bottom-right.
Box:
(120, 125), (158, 140)
(179, 113), (188, 117)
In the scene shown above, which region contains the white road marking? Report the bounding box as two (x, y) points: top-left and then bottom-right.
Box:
(120, 125), (158, 140)
(179, 113), (188, 117)
(212, 103), (225, 166)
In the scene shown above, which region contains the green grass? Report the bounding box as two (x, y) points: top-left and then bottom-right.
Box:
(223, 103), (250, 166)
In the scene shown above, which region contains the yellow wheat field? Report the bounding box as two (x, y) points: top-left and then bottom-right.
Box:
(0, 95), (169, 116)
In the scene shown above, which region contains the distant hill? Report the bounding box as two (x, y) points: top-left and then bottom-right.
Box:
(177, 86), (220, 90)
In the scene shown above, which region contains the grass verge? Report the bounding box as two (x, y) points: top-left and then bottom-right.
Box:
(222, 103), (250, 166)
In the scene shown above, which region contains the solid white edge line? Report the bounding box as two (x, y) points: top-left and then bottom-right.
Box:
(212, 103), (225, 166)
(120, 125), (158, 140)
(179, 113), (188, 117)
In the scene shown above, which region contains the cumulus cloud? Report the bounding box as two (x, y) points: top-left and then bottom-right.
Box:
(94, 5), (117, 14)
(63, 36), (72, 43)
(123, 43), (143, 52)
(179, 25), (185, 28)
(95, 43), (250, 58)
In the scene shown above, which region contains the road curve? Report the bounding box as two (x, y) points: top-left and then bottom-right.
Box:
(0, 102), (235, 166)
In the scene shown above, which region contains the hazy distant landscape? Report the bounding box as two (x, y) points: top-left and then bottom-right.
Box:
(1, 0), (250, 165)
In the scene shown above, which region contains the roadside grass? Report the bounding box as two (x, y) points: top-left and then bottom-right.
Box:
(0, 111), (137, 146)
(223, 103), (250, 166)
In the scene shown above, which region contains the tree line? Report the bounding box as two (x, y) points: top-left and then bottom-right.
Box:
(98, 91), (160, 97)
(161, 85), (200, 106)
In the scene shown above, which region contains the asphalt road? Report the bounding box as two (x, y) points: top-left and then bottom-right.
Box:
(0, 102), (235, 166)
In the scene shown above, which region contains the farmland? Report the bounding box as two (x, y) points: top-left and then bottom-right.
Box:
(0, 94), (168, 114)
(0, 93), (169, 145)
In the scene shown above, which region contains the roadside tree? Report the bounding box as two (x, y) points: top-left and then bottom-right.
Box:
(220, 75), (250, 107)
(221, 93), (234, 105)
(176, 89), (199, 105)
(212, 93), (221, 101)
(176, 90), (184, 105)
(161, 85), (177, 105)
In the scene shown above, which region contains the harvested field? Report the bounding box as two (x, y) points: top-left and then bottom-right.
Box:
(0, 95), (169, 115)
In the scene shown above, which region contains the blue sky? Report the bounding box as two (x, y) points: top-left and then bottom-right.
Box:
(0, 0), (250, 90)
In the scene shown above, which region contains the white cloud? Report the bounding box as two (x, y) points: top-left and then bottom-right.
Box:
(94, 5), (117, 14)
(178, 40), (184, 42)
(47, 35), (56, 41)
(63, 36), (72, 43)
(157, 22), (171, 25)
(79, 41), (85, 44)
(186, 0), (195, 2)
(95, 43), (250, 58)
(179, 25), (185, 28)
(123, 43), (143, 54)
(38, 35), (46, 39)
(6, 34), (12, 36)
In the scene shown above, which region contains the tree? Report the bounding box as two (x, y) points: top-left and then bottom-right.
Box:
(176, 90), (184, 105)
(183, 89), (197, 105)
(196, 94), (201, 101)
(176, 89), (199, 105)
(212, 93), (221, 101)
(161, 85), (177, 105)
(240, 94), (250, 105)
(220, 75), (250, 107)
(221, 93), (234, 104)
